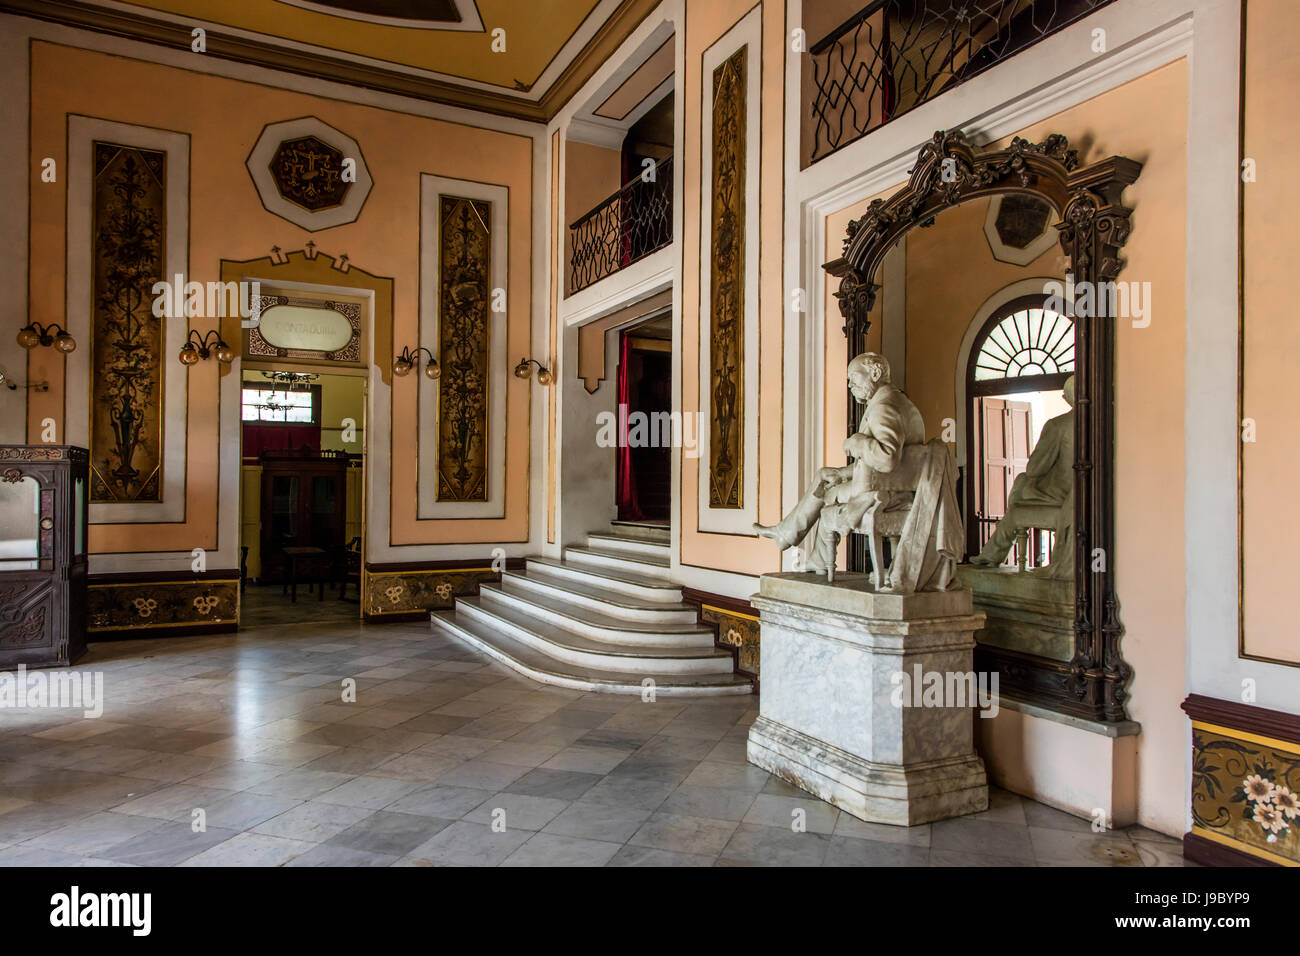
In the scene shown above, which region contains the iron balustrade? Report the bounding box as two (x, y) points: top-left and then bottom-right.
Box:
(569, 157), (673, 294)
(806, 0), (1118, 165)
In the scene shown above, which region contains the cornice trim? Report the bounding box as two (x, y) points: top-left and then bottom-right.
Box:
(0, 0), (660, 122)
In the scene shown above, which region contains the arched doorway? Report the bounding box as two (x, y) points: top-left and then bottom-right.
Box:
(964, 293), (1074, 563)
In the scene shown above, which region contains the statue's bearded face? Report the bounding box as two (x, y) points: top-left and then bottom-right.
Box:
(848, 369), (875, 403)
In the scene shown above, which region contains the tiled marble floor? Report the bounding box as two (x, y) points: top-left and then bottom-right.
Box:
(240, 583), (361, 629)
(0, 619), (1185, 866)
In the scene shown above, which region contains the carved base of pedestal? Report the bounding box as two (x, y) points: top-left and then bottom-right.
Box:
(748, 715), (988, 826)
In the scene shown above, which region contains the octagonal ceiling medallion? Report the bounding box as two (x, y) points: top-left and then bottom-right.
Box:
(247, 117), (372, 231)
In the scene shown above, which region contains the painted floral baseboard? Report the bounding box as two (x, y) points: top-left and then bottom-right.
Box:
(88, 578), (239, 632)
(363, 568), (497, 618)
(1189, 719), (1300, 865)
(700, 603), (759, 678)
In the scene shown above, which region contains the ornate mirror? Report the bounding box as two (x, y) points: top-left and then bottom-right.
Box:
(824, 129), (1141, 722)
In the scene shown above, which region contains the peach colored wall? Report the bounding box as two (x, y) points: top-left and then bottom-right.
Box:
(27, 41), (534, 553)
(680, 0), (785, 576)
(819, 60), (1190, 835)
(1241, 0), (1300, 664)
(563, 140), (622, 293)
(905, 198), (1063, 432)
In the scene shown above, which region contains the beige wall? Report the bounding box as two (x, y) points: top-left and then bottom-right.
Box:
(1241, 0), (1300, 665)
(27, 40), (534, 556)
(679, 0), (786, 577)
(564, 140), (623, 293)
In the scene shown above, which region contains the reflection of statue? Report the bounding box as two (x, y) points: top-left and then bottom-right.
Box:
(754, 353), (964, 592)
(970, 376), (1074, 579)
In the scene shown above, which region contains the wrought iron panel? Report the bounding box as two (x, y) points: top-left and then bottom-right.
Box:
(807, 0), (1119, 165)
(569, 157), (673, 293)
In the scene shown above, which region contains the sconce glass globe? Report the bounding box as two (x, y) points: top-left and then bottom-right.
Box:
(178, 344), (200, 366)
(513, 359), (531, 380)
(536, 368), (554, 387)
(424, 360), (441, 380)
(393, 358), (413, 376)
(16, 327), (40, 349)
(215, 342), (236, 364)
(54, 332), (77, 353)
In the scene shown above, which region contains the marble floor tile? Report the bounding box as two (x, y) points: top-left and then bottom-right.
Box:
(180, 832), (315, 867)
(541, 801), (653, 843)
(252, 801), (375, 843)
(462, 792), (571, 831)
(627, 811), (738, 856)
(315, 775), (422, 810)
(405, 821), (531, 866)
(385, 784), (495, 820)
(501, 833), (622, 867)
(325, 810), (451, 856)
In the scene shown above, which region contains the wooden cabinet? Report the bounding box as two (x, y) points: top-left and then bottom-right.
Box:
(257, 450), (355, 582)
(0, 445), (88, 668)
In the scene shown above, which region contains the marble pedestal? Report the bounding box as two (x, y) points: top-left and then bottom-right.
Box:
(746, 572), (990, 826)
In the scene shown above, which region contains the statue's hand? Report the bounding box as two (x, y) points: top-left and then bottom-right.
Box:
(843, 433), (870, 461)
(816, 466), (844, 487)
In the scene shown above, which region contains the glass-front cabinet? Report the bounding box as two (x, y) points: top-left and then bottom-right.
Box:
(0, 445), (89, 668)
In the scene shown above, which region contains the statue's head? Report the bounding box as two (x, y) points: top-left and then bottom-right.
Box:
(1063, 374), (1076, 407)
(847, 352), (891, 403)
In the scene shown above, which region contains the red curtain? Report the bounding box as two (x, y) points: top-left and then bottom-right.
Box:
(241, 423), (320, 461)
(615, 333), (643, 521)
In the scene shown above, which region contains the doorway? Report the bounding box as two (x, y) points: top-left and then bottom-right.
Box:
(238, 368), (365, 627)
(614, 313), (672, 525)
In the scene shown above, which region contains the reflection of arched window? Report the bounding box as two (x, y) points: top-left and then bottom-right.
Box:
(965, 295), (1074, 564)
(973, 304), (1074, 382)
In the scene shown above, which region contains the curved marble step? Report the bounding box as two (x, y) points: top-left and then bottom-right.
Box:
(609, 520), (671, 544)
(524, 556), (683, 603)
(479, 583), (713, 648)
(585, 532), (671, 559)
(562, 545), (672, 580)
(430, 611), (753, 696)
(501, 569), (697, 624)
(454, 597), (733, 675)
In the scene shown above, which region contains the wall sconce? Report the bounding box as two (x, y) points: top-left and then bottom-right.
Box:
(393, 346), (440, 379)
(514, 357), (553, 386)
(16, 322), (76, 353)
(178, 329), (235, 366)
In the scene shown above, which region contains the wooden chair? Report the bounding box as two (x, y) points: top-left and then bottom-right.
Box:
(336, 536), (361, 601)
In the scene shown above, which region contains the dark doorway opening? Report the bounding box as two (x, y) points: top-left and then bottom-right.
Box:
(615, 315), (671, 524)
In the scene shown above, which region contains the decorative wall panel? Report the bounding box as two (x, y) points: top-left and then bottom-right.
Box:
(701, 603), (759, 678)
(246, 293), (362, 365)
(708, 47), (746, 510)
(364, 567), (496, 617)
(87, 577), (239, 632)
(436, 195), (492, 502)
(1190, 723), (1300, 865)
(90, 142), (166, 504)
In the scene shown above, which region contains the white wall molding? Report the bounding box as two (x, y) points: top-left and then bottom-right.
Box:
(66, 116), (190, 526)
(697, 4), (761, 537)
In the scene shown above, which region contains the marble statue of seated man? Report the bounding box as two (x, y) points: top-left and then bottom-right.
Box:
(754, 352), (924, 575)
(970, 375), (1075, 577)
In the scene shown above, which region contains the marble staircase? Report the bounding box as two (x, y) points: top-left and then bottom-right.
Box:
(430, 523), (753, 695)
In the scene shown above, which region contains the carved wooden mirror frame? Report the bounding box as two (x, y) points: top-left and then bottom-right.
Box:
(823, 129), (1141, 722)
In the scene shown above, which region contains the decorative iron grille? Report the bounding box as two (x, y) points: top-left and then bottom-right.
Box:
(807, 0), (1118, 165)
(569, 156), (673, 294)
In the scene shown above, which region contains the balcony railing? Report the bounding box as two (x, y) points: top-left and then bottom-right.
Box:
(806, 0), (1118, 165)
(569, 156), (673, 294)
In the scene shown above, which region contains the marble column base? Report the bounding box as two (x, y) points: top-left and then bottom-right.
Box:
(748, 715), (989, 826)
(746, 572), (990, 826)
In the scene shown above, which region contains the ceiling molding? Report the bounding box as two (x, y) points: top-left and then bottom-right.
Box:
(0, 0), (661, 123)
(566, 117), (625, 150)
